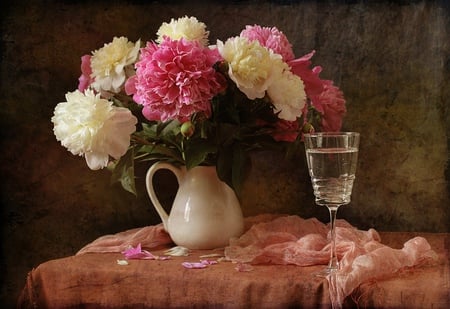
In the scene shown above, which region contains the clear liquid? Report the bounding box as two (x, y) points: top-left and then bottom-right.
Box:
(306, 147), (358, 207)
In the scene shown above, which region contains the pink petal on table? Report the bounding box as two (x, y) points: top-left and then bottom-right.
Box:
(182, 259), (218, 269)
(122, 243), (170, 260)
(122, 243), (143, 257)
(201, 259), (218, 265)
(235, 263), (254, 272)
(182, 262), (208, 269)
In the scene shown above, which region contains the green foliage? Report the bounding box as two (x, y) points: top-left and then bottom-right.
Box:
(109, 85), (294, 197)
(110, 148), (136, 195)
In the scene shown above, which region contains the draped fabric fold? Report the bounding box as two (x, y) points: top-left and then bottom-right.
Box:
(76, 223), (173, 255)
(224, 215), (437, 308)
(76, 214), (437, 308)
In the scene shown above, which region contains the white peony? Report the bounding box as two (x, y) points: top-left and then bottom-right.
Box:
(217, 37), (285, 100)
(156, 16), (209, 46)
(52, 89), (137, 170)
(267, 70), (307, 121)
(90, 37), (141, 93)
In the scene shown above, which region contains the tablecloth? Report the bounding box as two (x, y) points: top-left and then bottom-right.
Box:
(17, 231), (449, 308)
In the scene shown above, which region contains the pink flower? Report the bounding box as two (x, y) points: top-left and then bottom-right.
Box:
(127, 37), (226, 122)
(310, 80), (346, 132)
(288, 51), (324, 97)
(271, 119), (300, 142)
(240, 25), (295, 62)
(77, 55), (94, 91)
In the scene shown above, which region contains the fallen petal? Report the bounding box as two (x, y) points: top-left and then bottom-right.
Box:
(117, 259), (129, 266)
(235, 263), (254, 272)
(121, 243), (169, 260)
(164, 246), (190, 256)
(142, 249), (158, 258)
(122, 243), (144, 258)
(182, 259), (218, 269)
(199, 253), (224, 258)
(182, 261), (208, 269)
(200, 259), (218, 265)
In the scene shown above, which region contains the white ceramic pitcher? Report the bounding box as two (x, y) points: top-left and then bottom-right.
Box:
(146, 162), (244, 249)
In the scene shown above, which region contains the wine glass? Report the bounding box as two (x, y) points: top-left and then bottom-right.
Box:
(303, 132), (360, 275)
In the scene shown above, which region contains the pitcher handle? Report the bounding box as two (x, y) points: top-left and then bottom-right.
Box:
(145, 162), (184, 232)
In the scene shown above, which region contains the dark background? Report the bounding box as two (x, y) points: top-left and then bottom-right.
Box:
(1, 0), (449, 307)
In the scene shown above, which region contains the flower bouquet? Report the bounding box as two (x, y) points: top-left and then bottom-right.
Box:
(52, 16), (346, 196)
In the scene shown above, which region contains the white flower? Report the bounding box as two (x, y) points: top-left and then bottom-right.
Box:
(217, 37), (285, 100)
(52, 89), (137, 170)
(156, 16), (209, 46)
(90, 37), (141, 93)
(267, 70), (307, 121)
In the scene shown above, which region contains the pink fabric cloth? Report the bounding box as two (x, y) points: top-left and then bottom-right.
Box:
(225, 215), (437, 308)
(76, 215), (437, 308)
(76, 223), (173, 255)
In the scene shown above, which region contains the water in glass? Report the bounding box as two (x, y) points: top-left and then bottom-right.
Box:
(306, 147), (358, 208)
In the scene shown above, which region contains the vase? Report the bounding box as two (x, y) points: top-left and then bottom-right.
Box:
(145, 162), (244, 249)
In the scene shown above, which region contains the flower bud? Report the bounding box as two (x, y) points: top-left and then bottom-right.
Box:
(181, 121), (195, 138)
(302, 122), (315, 134)
(106, 160), (117, 171)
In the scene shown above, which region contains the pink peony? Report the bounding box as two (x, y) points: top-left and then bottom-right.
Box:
(128, 37), (226, 122)
(288, 51), (324, 97)
(240, 25), (295, 62)
(271, 119), (300, 142)
(310, 80), (346, 132)
(77, 55), (94, 92)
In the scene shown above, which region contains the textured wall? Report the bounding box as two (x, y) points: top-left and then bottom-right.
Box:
(1, 0), (449, 307)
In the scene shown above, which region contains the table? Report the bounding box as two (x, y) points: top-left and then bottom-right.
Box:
(18, 232), (450, 308)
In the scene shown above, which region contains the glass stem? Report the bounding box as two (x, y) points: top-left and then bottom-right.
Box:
(327, 206), (339, 271)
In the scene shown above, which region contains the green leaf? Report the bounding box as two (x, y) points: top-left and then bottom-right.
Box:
(137, 144), (183, 163)
(215, 144), (250, 197)
(231, 145), (247, 196)
(119, 166), (137, 196)
(184, 140), (217, 169)
(216, 123), (241, 146)
(160, 119), (181, 137)
(216, 146), (233, 189)
(110, 148), (137, 195)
